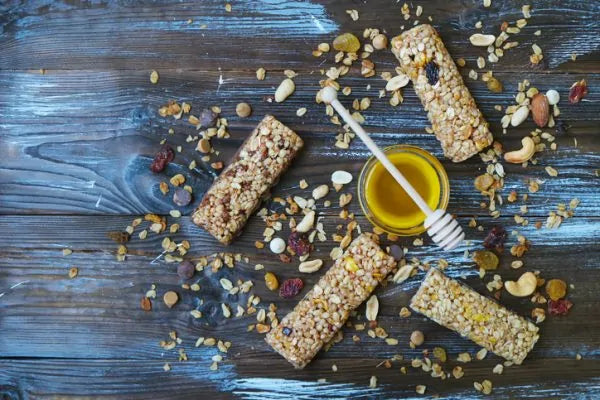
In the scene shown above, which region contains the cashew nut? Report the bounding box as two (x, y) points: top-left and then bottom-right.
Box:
(504, 137), (535, 164)
(296, 210), (315, 233)
(298, 259), (323, 273)
(505, 272), (537, 297)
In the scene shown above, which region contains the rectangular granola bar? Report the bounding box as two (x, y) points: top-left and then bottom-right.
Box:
(265, 234), (397, 369)
(192, 115), (303, 244)
(391, 24), (493, 162)
(410, 268), (539, 364)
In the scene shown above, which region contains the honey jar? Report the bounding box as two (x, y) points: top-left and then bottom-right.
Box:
(358, 145), (449, 236)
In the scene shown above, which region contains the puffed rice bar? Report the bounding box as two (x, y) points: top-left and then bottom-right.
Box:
(192, 115), (303, 244)
(391, 24), (493, 162)
(265, 233), (397, 369)
(410, 268), (539, 364)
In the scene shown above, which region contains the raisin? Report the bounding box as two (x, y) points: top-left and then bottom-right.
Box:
(389, 244), (404, 261)
(279, 278), (304, 298)
(282, 327), (292, 336)
(264, 272), (279, 291)
(483, 226), (507, 252)
(173, 188), (192, 207)
(555, 120), (569, 135)
(472, 250), (499, 270)
(177, 260), (195, 280)
(287, 232), (311, 256)
(150, 145), (175, 173)
(425, 61), (439, 85)
(545, 279), (567, 301)
(200, 108), (218, 128)
(548, 299), (573, 316)
(332, 33), (360, 53)
(433, 347), (447, 362)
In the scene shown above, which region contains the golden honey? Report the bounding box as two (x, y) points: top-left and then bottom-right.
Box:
(358, 145), (449, 236)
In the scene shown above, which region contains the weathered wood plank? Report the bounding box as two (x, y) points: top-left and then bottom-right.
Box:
(0, 359), (599, 399)
(1, 0), (599, 72)
(1, 0), (599, 398)
(1, 69), (598, 215)
(0, 215), (597, 362)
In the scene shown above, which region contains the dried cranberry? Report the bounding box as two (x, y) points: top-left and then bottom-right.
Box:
(548, 299), (573, 316)
(425, 61), (439, 85)
(282, 327), (292, 336)
(483, 225), (507, 252)
(569, 79), (588, 104)
(279, 278), (304, 298)
(287, 232), (311, 256)
(200, 108), (218, 128)
(177, 260), (195, 279)
(173, 188), (192, 207)
(150, 145), (175, 173)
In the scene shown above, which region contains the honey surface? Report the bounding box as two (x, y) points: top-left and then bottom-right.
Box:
(364, 152), (440, 229)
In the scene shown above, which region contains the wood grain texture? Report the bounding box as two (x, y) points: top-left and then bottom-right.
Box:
(1, 70), (598, 215)
(1, 0), (599, 398)
(1, 0), (599, 72)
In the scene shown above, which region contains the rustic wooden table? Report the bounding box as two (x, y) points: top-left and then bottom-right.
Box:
(1, 0), (599, 398)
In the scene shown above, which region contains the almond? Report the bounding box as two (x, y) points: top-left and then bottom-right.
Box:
(531, 93), (549, 127)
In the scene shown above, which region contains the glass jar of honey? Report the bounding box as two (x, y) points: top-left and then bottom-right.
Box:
(358, 145), (449, 236)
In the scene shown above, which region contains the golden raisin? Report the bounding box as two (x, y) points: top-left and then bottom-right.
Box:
(264, 272), (279, 291)
(474, 174), (494, 192)
(472, 250), (499, 270)
(545, 279), (567, 301)
(486, 76), (503, 93)
(433, 347), (447, 362)
(332, 33), (360, 53)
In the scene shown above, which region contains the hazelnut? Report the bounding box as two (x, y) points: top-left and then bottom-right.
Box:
(236, 102), (252, 118)
(372, 34), (388, 50)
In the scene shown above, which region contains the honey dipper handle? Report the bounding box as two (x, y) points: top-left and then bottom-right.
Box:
(321, 87), (433, 216)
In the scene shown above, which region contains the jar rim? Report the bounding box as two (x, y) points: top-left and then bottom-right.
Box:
(357, 145), (450, 236)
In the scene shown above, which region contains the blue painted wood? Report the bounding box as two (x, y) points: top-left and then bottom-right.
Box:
(0, 0), (599, 398)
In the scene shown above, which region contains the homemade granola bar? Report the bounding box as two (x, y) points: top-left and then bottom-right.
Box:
(391, 24), (493, 162)
(265, 234), (396, 368)
(410, 268), (539, 364)
(192, 115), (303, 244)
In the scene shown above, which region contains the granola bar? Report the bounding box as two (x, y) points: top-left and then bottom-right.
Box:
(410, 268), (539, 364)
(391, 24), (493, 162)
(265, 234), (396, 369)
(192, 115), (303, 244)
